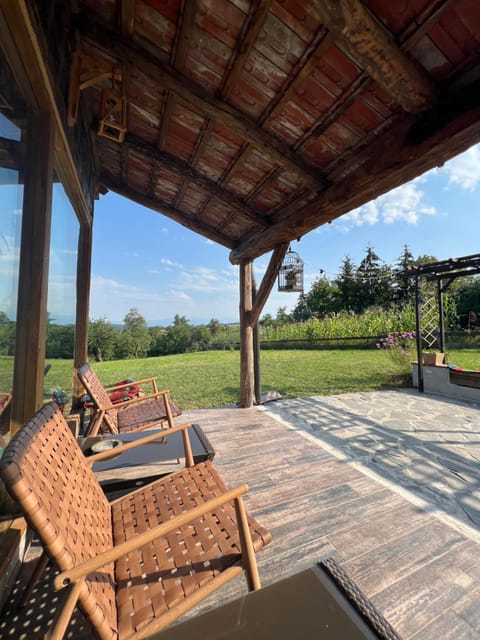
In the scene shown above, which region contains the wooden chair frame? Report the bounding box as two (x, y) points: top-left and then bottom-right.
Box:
(77, 363), (181, 436)
(0, 403), (271, 640)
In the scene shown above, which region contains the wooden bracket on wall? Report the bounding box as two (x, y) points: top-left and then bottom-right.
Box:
(67, 51), (124, 130)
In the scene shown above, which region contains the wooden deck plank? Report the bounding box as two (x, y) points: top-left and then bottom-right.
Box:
(451, 585), (480, 632)
(2, 402), (480, 639)
(342, 520), (468, 594)
(370, 552), (476, 637)
(327, 501), (433, 559)
(409, 611), (479, 640)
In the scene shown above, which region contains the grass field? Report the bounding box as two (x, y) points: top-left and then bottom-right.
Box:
(32, 347), (479, 410)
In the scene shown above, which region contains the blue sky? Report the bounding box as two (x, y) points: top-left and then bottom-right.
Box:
(89, 143), (480, 326)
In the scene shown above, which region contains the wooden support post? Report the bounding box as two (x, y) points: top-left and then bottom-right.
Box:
(72, 222), (92, 409)
(239, 261), (254, 408)
(252, 274), (261, 405)
(10, 111), (54, 435)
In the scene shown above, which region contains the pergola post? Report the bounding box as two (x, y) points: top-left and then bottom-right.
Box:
(10, 111), (54, 435)
(72, 221), (93, 408)
(239, 261), (254, 408)
(414, 275), (424, 393)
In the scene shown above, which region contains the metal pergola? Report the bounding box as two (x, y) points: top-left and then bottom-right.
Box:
(403, 253), (480, 392)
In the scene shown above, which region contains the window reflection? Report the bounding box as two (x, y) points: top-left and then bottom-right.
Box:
(46, 182), (79, 362)
(0, 157), (23, 395)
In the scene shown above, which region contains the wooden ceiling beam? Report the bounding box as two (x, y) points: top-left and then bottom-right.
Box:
(76, 14), (327, 189)
(261, 31), (331, 127)
(310, 0), (437, 113)
(172, 0), (197, 71)
(399, 0), (456, 48)
(160, 3), (197, 201)
(119, 0), (135, 36)
(221, 0), (272, 98)
(124, 133), (269, 227)
(101, 172), (235, 248)
(295, 2), (452, 152)
(230, 82), (480, 263)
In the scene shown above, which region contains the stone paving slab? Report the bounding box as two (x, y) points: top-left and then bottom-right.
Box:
(261, 389), (480, 537)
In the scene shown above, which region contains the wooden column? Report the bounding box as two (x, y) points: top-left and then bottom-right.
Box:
(72, 221), (93, 408)
(239, 261), (254, 408)
(10, 111), (54, 435)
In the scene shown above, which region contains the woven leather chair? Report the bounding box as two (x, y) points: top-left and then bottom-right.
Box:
(77, 363), (182, 436)
(0, 402), (272, 640)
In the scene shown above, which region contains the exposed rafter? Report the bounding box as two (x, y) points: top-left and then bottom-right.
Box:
(120, 0), (135, 36)
(172, 0), (197, 71)
(310, 0), (437, 113)
(124, 133), (270, 228)
(294, 1), (453, 153)
(230, 81), (480, 263)
(76, 13), (328, 189)
(260, 30), (331, 127)
(221, 0), (272, 98)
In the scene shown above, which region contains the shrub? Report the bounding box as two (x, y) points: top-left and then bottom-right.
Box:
(376, 331), (416, 369)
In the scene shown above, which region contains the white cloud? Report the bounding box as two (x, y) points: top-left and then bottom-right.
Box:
(440, 144), (480, 191)
(170, 290), (193, 301)
(175, 265), (238, 294)
(159, 258), (183, 269)
(90, 266), (239, 323)
(339, 180), (436, 230)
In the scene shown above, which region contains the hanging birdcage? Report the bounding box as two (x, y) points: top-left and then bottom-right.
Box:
(278, 247), (304, 292)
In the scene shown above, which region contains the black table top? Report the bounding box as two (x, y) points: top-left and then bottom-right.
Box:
(147, 561), (400, 640)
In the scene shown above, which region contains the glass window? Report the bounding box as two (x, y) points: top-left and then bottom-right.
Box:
(46, 182), (79, 364)
(0, 125), (24, 394)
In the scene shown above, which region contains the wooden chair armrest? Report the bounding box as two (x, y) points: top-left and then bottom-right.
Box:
(85, 422), (192, 465)
(114, 389), (170, 407)
(93, 389), (170, 412)
(53, 482), (249, 590)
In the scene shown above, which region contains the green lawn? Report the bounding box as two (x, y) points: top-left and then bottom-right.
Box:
(37, 348), (479, 410)
(2, 348), (479, 411)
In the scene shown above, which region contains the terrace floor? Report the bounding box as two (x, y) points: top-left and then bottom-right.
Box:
(1, 389), (480, 638)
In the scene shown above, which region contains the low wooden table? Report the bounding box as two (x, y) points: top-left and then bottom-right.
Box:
(150, 559), (400, 640)
(78, 424), (215, 494)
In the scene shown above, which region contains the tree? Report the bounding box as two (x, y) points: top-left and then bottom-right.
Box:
(393, 245), (416, 308)
(122, 308), (151, 358)
(334, 255), (359, 312)
(292, 293), (311, 322)
(304, 273), (339, 318)
(165, 315), (192, 354)
(46, 324), (75, 358)
(207, 318), (221, 336)
(191, 325), (211, 351)
(88, 317), (116, 361)
(0, 311), (14, 356)
(148, 326), (167, 356)
(452, 276), (480, 328)
(275, 306), (291, 325)
(356, 246), (393, 311)
(259, 313), (274, 327)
